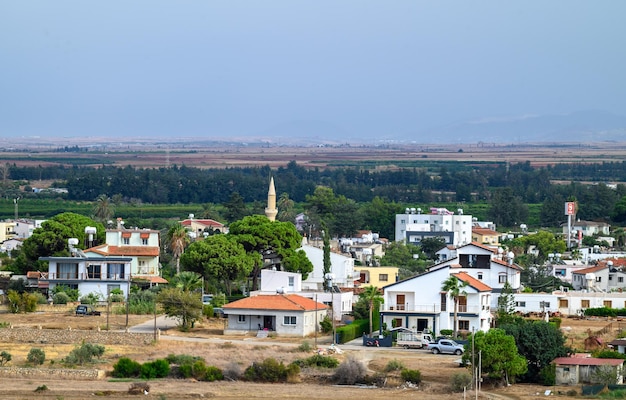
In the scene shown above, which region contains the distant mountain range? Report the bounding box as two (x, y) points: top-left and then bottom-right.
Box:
(256, 110), (626, 145)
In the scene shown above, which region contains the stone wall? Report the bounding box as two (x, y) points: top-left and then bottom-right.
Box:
(0, 366), (104, 380)
(0, 327), (155, 346)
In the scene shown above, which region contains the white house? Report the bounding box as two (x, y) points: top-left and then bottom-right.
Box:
(395, 207), (473, 246)
(222, 294), (328, 337)
(381, 267), (492, 335)
(429, 242), (522, 309)
(39, 255), (133, 299)
(84, 221), (165, 286)
(13, 219), (45, 239)
(300, 244), (356, 291)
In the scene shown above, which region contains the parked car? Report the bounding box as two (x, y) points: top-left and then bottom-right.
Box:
(427, 339), (464, 355)
(213, 307), (225, 318)
(202, 294), (213, 305)
(75, 304), (101, 316)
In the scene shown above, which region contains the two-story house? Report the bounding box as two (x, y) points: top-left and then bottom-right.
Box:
(571, 264), (626, 292)
(381, 267), (492, 334)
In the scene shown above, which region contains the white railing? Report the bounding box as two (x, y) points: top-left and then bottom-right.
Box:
(382, 304), (482, 314)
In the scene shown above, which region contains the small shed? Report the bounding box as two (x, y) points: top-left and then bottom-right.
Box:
(554, 357), (624, 385)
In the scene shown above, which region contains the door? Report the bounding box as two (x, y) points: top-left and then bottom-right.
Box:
(396, 294), (406, 310)
(263, 316), (273, 330)
(458, 296), (467, 313)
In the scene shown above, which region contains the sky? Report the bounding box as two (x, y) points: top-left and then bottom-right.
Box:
(1, 1), (625, 142)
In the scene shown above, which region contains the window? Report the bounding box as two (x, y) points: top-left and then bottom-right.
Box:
(620, 277), (624, 283)
(400, 219), (405, 224)
(556, 269), (566, 276)
(440, 293), (447, 312)
(559, 299), (568, 308)
(238, 315), (246, 323)
(459, 320), (469, 330)
(107, 263), (125, 279)
(516, 301), (526, 307)
(540, 301), (550, 308)
(604, 300), (612, 308)
(288, 276), (295, 287)
(596, 276), (602, 282)
(58, 262), (78, 279)
(379, 274), (388, 282)
(581, 300), (590, 308)
(87, 264), (101, 279)
(123, 238), (130, 245)
(477, 273), (483, 280)
(499, 275), (507, 284)
(142, 238), (148, 245)
(283, 316), (296, 325)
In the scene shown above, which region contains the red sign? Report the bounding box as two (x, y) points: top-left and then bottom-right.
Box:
(565, 202), (576, 216)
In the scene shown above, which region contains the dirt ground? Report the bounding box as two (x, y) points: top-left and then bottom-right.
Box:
(0, 311), (620, 399)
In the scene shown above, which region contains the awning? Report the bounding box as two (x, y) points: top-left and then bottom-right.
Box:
(132, 276), (169, 284)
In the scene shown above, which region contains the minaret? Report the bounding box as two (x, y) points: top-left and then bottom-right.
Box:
(265, 176), (278, 221)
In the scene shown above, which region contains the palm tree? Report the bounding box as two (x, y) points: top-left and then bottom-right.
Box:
(93, 194), (114, 224)
(361, 285), (383, 335)
(167, 223), (190, 275)
(171, 271), (203, 292)
(441, 275), (469, 338)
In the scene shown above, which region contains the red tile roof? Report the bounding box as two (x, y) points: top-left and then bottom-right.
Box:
(223, 294), (328, 312)
(572, 265), (607, 275)
(553, 357), (624, 366)
(492, 258), (522, 271)
(453, 271), (492, 292)
(472, 228), (499, 236)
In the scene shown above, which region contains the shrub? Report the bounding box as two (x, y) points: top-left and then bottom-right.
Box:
(593, 350), (626, 359)
(293, 354), (339, 369)
(439, 329), (453, 337)
(34, 385), (48, 392)
(64, 343), (105, 365)
(112, 357), (142, 378)
(450, 372), (472, 392)
(80, 292), (101, 305)
(165, 353), (203, 365)
(243, 358), (299, 383)
(0, 351), (12, 366)
(297, 341), (312, 352)
(52, 292), (71, 305)
(384, 359), (405, 372)
(7, 290), (38, 313)
(27, 348), (46, 365)
(320, 316), (333, 333)
(141, 359), (171, 379)
(191, 360), (208, 380)
(539, 364), (556, 386)
(203, 304), (214, 318)
(203, 366), (224, 382)
(333, 356), (367, 385)
(401, 368), (422, 384)
(52, 284), (79, 302)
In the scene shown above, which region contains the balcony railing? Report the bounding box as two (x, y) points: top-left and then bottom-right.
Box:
(43, 272), (129, 281)
(382, 304), (483, 314)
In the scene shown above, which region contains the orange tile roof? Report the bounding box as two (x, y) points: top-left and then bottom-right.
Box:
(472, 228), (499, 236)
(452, 271), (492, 292)
(223, 294), (328, 312)
(572, 265), (607, 275)
(86, 244), (159, 257)
(492, 258), (522, 270)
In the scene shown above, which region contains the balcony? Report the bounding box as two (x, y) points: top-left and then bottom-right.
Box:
(382, 304), (482, 314)
(43, 272), (129, 281)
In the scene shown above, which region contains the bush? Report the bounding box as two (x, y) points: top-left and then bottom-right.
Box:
(450, 372), (472, 392)
(593, 350), (626, 359)
(165, 353), (203, 365)
(539, 364), (556, 386)
(320, 316), (333, 333)
(203, 304), (214, 318)
(333, 356), (367, 385)
(7, 290), (38, 313)
(80, 292), (101, 305)
(52, 292), (71, 305)
(297, 341), (312, 352)
(401, 368), (422, 384)
(243, 358), (299, 383)
(112, 357), (142, 378)
(0, 351), (12, 366)
(52, 285), (79, 302)
(27, 348), (46, 365)
(439, 329), (453, 337)
(293, 354), (339, 369)
(64, 343), (105, 365)
(34, 385), (48, 392)
(141, 359), (170, 379)
(384, 359), (405, 372)
(203, 366), (224, 382)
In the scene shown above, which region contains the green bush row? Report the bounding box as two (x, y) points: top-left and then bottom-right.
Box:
(584, 307), (626, 318)
(335, 319), (369, 344)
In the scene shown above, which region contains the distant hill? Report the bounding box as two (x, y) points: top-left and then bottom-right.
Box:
(408, 110), (626, 144)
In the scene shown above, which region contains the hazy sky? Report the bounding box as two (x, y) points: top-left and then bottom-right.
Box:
(1, 1), (625, 140)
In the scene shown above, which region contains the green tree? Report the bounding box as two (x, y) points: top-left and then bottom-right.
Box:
(322, 224), (331, 276)
(441, 275), (469, 338)
(496, 281), (518, 325)
(358, 197), (403, 240)
(488, 187), (528, 228)
(167, 223), (190, 275)
(360, 286), (383, 335)
(380, 242), (428, 273)
(180, 235), (256, 296)
(157, 287), (203, 331)
(170, 271), (203, 293)
(419, 237), (447, 260)
(21, 212), (105, 271)
(229, 215), (312, 290)
(223, 192), (248, 222)
(276, 193), (296, 223)
(500, 319), (571, 383)
(92, 194), (115, 224)
(463, 329), (527, 385)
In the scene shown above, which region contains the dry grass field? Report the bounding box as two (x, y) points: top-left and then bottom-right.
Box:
(0, 310), (622, 399)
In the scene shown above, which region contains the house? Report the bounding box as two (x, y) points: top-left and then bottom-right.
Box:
(563, 220), (611, 239)
(180, 215), (228, 239)
(354, 266), (399, 288)
(570, 264), (626, 292)
(39, 255), (133, 299)
(608, 339), (626, 355)
(13, 219), (45, 239)
(84, 220), (166, 287)
(255, 269), (352, 322)
(395, 207), (473, 246)
(381, 267), (492, 335)
(0, 221), (16, 242)
(553, 356), (624, 385)
(300, 244), (356, 291)
(471, 227), (500, 247)
(429, 242), (522, 308)
(222, 294), (328, 337)
(1, 238), (23, 253)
